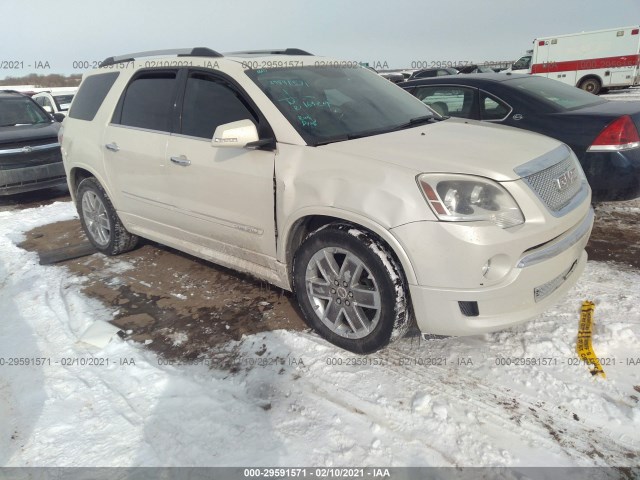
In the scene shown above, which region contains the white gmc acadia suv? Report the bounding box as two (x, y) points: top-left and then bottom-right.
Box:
(60, 48), (594, 353)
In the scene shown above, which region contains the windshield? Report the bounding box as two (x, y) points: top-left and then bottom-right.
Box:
(507, 76), (606, 111)
(53, 94), (75, 111)
(245, 66), (435, 145)
(512, 56), (531, 70)
(0, 96), (51, 126)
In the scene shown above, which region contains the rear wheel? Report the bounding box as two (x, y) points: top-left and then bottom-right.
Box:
(77, 177), (139, 256)
(579, 77), (601, 95)
(293, 223), (411, 353)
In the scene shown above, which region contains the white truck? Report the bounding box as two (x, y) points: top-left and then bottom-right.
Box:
(32, 88), (78, 118)
(508, 25), (640, 94)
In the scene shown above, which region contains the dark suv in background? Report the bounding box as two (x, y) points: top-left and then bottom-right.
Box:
(0, 90), (66, 195)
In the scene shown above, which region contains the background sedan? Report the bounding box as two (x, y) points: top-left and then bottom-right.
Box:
(400, 73), (640, 201)
(407, 67), (459, 80)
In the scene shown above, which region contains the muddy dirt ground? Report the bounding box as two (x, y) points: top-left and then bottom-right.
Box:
(588, 200), (640, 269)
(4, 187), (640, 362)
(17, 216), (306, 363)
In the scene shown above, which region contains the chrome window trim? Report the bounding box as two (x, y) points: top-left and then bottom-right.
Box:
(169, 132), (212, 142)
(408, 84), (513, 122)
(108, 123), (171, 136)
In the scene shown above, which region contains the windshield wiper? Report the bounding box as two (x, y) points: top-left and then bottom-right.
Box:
(314, 128), (390, 146)
(392, 115), (441, 131)
(314, 134), (351, 146)
(314, 116), (441, 146)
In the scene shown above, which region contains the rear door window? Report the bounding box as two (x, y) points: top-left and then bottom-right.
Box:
(115, 71), (178, 132)
(413, 86), (479, 119)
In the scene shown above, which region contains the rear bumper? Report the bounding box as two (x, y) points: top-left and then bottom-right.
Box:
(581, 149), (640, 201)
(0, 162), (67, 195)
(395, 208), (593, 336)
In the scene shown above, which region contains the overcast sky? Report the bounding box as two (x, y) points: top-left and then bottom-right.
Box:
(3, 0), (640, 78)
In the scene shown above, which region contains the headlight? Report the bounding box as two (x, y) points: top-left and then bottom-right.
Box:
(417, 174), (524, 228)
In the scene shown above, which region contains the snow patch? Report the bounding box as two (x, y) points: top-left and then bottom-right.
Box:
(1, 202), (639, 467)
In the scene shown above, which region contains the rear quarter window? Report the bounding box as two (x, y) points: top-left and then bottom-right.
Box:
(69, 72), (120, 121)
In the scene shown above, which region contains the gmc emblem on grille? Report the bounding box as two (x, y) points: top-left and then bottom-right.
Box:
(555, 167), (578, 191)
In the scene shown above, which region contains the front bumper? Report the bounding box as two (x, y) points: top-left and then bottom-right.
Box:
(393, 208), (594, 336)
(0, 162), (67, 195)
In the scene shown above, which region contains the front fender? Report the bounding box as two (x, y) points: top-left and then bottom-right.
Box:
(279, 206), (418, 285)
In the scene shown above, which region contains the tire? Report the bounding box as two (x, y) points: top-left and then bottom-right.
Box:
(579, 78), (601, 95)
(76, 177), (139, 255)
(293, 223), (411, 353)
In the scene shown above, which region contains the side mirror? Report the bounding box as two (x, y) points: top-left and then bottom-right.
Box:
(212, 119), (259, 148)
(53, 113), (66, 122)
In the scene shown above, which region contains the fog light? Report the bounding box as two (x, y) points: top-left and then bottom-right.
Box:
(481, 254), (511, 281)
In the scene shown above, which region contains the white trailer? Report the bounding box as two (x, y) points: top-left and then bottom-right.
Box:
(509, 25), (640, 94)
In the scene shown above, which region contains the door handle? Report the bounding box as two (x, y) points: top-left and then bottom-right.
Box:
(170, 155), (191, 166)
(105, 142), (119, 152)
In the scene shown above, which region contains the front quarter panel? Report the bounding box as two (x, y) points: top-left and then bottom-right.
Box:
(275, 143), (436, 283)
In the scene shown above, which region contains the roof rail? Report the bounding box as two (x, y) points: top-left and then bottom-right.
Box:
(226, 48), (313, 56)
(100, 47), (223, 67)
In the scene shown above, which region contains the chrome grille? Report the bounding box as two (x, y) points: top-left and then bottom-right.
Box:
(534, 260), (578, 303)
(0, 145), (61, 170)
(0, 137), (58, 150)
(520, 153), (583, 214)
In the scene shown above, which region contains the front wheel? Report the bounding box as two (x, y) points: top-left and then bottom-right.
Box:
(76, 177), (139, 256)
(293, 223), (411, 353)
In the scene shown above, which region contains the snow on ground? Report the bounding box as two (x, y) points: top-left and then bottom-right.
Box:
(1, 202), (639, 467)
(601, 86), (640, 102)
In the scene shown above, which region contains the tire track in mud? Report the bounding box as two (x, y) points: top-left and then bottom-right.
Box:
(293, 331), (638, 466)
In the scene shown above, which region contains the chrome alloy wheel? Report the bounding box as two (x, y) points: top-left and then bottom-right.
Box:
(81, 191), (111, 247)
(305, 247), (382, 339)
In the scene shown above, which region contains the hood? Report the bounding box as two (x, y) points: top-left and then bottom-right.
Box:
(0, 122), (60, 146)
(319, 118), (564, 181)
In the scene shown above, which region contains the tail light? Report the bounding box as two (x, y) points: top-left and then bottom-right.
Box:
(588, 115), (640, 152)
